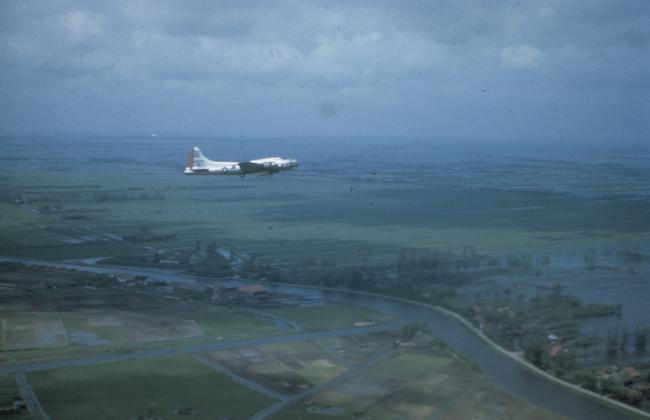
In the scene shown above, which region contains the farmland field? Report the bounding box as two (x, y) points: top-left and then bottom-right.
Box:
(202, 340), (349, 395)
(0, 138), (648, 418)
(28, 355), (275, 419)
(0, 264), (286, 364)
(2, 139), (649, 268)
(273, 346), (563, 420)
(265, 304), (397, 332)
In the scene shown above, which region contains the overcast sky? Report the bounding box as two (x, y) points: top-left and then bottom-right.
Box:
(1, 0), (648, 142)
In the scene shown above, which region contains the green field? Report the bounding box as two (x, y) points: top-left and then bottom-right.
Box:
(1, 142), (646, 419)
(203, 340), (349, 395)
(0, 375), (34, 419)
(2, 163), (649, 266)
(266, 304), (396, 332)
(0, 310), (282, 366)
(0, 241), (144, 260)
(364, 350), (454, 382)
(28, 355), (275, 419)
(0, 375), (18, 402)
(194, 310), (281, 338)
(262, 341), (347, 384)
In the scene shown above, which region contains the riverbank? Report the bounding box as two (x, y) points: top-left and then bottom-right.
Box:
(2, 256), (647, 419)
(258, 279), (650, 419)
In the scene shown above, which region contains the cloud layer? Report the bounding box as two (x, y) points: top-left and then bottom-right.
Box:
(0, 0), (648, 142)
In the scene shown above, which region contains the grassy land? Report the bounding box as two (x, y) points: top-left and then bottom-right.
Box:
(203, 340), (349, 395)
(266, 304), (396, 332)
(0, 375), (35, 419)
(0, 241), (144, 260)
(0, 313), (293, 365)
(28, 355), (275, 420)
(0, 310), (284, 366)
(0, 336), (206, 366)
(0, 203), (59, 248)
(2, 162), (649, 266)
(194, 311), (281, 338)
(262, 341), (347, 384)
(0, 140), (645, 419)
(364, 350), (454, 382)
(0, 374), (18, 402)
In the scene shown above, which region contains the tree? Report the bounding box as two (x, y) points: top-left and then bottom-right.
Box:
(522, 337), (549, 369)
(606, 332), (618, 355)
(205, 240), (217, 256)
(567, 370), (598, 392)
(620, 328), (629, 352)
(550, 283), (563, 299)
(635, 326), (647, 352)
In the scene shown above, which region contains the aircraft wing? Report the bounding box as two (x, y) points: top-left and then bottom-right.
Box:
(238, 161), (268, 173)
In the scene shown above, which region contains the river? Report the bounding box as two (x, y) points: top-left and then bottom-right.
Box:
(1, 257), (647, 419)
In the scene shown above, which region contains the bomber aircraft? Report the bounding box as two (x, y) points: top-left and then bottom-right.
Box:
(184, 146), (299, 176)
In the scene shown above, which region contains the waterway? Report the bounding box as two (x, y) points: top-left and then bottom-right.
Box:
(1, 257), (646, 419)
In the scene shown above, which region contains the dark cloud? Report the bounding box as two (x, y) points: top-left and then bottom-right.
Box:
(0, 0), (647, 141)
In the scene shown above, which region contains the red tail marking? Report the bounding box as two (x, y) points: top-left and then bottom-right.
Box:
(186, 148), (194, 168)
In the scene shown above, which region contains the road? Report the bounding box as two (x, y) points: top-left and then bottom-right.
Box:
(0, 322), (402, 376)
(14, 372), (50, 420)
(249, 344), (394, 420)
(0, 256), (404, 419)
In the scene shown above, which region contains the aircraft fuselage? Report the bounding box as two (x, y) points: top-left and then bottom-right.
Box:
(183, 147), (299, 176)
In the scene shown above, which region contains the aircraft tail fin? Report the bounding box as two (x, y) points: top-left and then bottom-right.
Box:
(187, 146), (209, 169)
